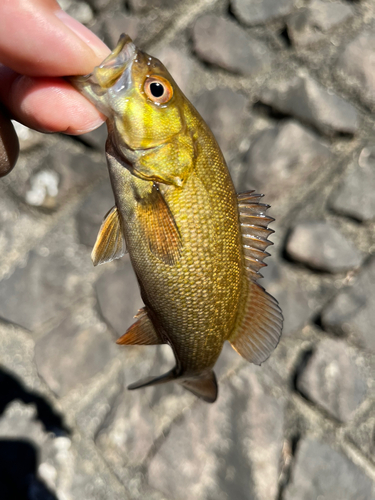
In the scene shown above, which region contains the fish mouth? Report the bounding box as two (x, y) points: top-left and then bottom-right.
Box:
(68, 34), (137, 117)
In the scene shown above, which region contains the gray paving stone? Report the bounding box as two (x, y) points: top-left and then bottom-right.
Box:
(2, 0), (375, 496)
(34, 303), (116, 398)
(128, 0), (176, 12)
(57, 0), (94, 24)
(336, 29), (375, 112)
(346, 399), (375, 464)
(192, 15), (271, 75)
(0, 401), (59, 499)
(96, 345), (188, 471)
(66, 438), (131, 500)
(95, 257), (144, 336)
(297, 338), (368, 422)
(86, 0), (114, 11)
(194, 88), (253, 163)
(102, 11), (141, 47)
(12, 121), (44, 152)
(239, 120), (331, 201)
(330, 145), (375, 222)
(0, 250), (87, 331)
(76, 181), (115, 248)
(0, 401), (129, 500)
(263, 260), (313, 337)
(260, 74), (359, 135)
(231, 0), (296, 26)
(321, 257), (375, 352)
(0, 191), (47, 275)
(286, 221), (363, 273)
(10, 142), (104, 210)
(277, 286), (310, 336)
(287, 0), (354, 47)
(147, 366), (285, 500)
(284, 438), (374, 500)
(0, 325), (133, 500)
(0, 325), (55, 407)
(102, 8), (172, 48)
(153, 45), (195, 98)
(74, 361), (123, 440)
(78, 123), (107, 150)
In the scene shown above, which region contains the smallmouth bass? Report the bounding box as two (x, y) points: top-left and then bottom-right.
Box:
(70, 35), (283, 403)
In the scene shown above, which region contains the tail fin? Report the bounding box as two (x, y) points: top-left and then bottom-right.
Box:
(127, 369), (176, 391)
(127, 369), (218, 403)
(180, 370), (218, 403)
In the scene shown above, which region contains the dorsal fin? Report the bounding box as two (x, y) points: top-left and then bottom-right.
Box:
(229, 191), (283, 365)
(116, 307), (164, 345)
(237, 191), (274, 281)
(91, 206), (127, 266)
(138, 183), (182, 266)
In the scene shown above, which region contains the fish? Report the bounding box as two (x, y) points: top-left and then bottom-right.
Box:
(69, 34), (283, 403)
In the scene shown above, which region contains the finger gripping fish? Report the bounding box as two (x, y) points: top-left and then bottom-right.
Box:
(70, 35), (283, 403)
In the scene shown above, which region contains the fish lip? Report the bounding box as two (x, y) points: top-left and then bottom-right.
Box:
(68, 34), (137, 113)
(98, 34), (136, 77)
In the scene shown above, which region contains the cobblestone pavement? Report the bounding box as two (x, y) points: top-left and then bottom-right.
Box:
(1, 0), (375, 499)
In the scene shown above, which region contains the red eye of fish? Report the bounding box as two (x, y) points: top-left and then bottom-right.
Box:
(144, 77), (173, 104)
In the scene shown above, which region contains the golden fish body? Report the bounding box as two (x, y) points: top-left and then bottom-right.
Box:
(71, 35), (283, 402)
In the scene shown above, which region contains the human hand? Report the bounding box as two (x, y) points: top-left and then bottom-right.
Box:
(0, 0), (111, 176)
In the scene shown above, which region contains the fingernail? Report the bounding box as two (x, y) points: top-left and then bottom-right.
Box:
(75, 117), (106, 135)
(55, 10), (110, 61)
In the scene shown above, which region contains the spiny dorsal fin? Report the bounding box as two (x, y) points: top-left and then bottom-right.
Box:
(116, 307), (164, 345)
(91, 206), (127, 266)
(138, 183), (182, 266)
(230, 281), (283, 365)
(238, 191), (274, 280)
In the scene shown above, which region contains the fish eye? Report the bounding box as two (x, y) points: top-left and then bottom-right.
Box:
(150, 82), (164, 97)
(144, 76), (173, 104)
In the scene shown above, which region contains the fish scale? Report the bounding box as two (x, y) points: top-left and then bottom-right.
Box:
(69, 34), (283, 402)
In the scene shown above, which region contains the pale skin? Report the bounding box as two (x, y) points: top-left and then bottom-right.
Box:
(0, 0), (111, 175)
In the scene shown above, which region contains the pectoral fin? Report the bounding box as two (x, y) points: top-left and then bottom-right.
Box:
(91, 206), (127, 266)
(116, 307), (164, 345)
(138, 183), (182, 265)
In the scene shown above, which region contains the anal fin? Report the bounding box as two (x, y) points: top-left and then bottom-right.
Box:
(116, 307), (164, 345)
(91, 206), (127, 266)
(230, 281), (283, 365)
